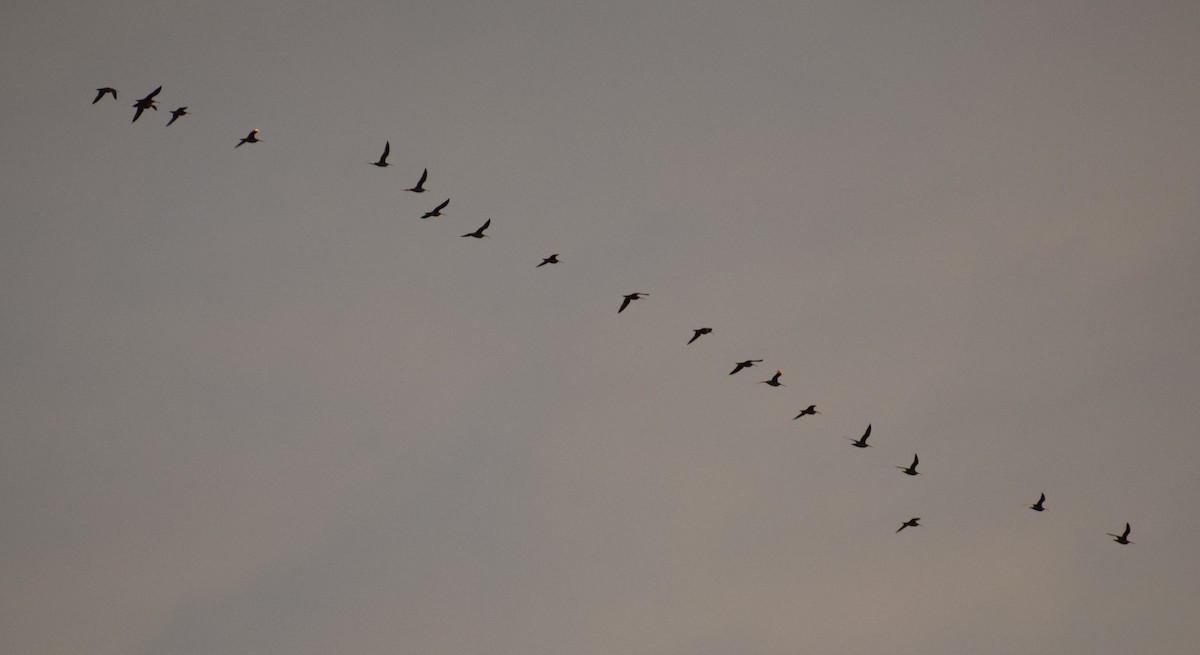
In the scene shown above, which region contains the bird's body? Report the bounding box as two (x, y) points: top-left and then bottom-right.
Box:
(1107, 523), (1133, 545)
(897, 454), (920, 475)
(373, 141), (391, 167)
(406, 168), (428, 192)
(793, 405), (820, 420)
(847, 423), (872, 448)
(618, 293), (648, 313)
(93, 87), (117, 104)
(896, 518), (921, 533)
(131, 85), (162, 122)
(687, 328), (712, 344)
(462, 219), (491, 238)
(166, 107), (188, 126)
(537, 254), (560, 267)
(235, 128), (260, 147)
(759, 370), (784, 387)
(421, 199), (449, 219)
(1030, 493), (1046, 512)
(729, 359), (763, 375)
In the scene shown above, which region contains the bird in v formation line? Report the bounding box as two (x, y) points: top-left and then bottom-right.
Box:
(90, 85), (1137, 545)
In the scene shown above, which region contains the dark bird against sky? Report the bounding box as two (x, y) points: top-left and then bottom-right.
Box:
(421, 199), (449, 219)
(759, 370), (784, 387)
(537, 254), (560, 267)
(372, 141), (390, 167)
(896, 517), (921, 533)
(1108, 523), (1133, 545)
(461, 219), (491, 238)
(1030, 493), (1046, 512)
(729, 359), (763, 375)
(92, 87), (117, 104)
(793, 405), (819, 419)
(131, 85), (162, 123)
(618, 293), (648, 313)
(406, 168), (428, 192)
(235, 128), (260, 147)
(166, 107), (188, 126)
(847, 423), (873, 448)
(897, 454), (920, 476)
(687, 328), (712, 344)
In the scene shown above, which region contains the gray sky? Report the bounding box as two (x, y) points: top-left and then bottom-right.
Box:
(3, 1), (1199, 653)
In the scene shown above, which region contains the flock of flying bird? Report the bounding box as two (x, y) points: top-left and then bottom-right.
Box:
(92, 83), (1137, 545)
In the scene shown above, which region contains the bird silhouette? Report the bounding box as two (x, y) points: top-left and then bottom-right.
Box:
(759, 370), (784, 387)
(166, 107), (188, 126)
(793, 405), (820, 419)
(729, 359), (763, 375)
(406, 168), (428, 192)
(896, 454), (920, 475)
(1030, 493), (1046, 512)
(372, 141), (391, 167)
(93, 87), (117, 104)
(537, 254), (560, 267)
(235, 128), (261, 147)
(618, 293), (648, 313)
(421, 199), (449, 219)
(687, 328), (712, 344)
(846, 423), (872, 448)
(131, 85), (162, 122)
(462, 219), (491, 238)
(896, 518), (921, 533)
(1107, 523), (1133, 545)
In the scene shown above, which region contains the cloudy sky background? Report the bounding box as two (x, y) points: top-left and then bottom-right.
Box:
(3, 1), (1199, 653)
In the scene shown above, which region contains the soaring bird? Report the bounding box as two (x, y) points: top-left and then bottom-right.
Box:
(372, 141), (391, 167)
(537, 254), (560, 267)
(729, 359), (763, 375)
(759, 370), (784, 387)
(896, 454), (920, 476)
(421, 199), (449, 219)
(618, 293), (648, 313)
(1107, 523), (1133, 545)
(462, 219), (491, 238)
(235, 128), (260, 147)
(406, 168), (428, 192)
(131, 85), (162, 122)
(166, 107), (188, 126)
(846, 423), (872, 448)
(93, 87), (117, 104)
(896, 518), (921, 533)
(687, 328), (712, 344)
(793, 405), (820, 420)
(1030, 493), (1046, 512)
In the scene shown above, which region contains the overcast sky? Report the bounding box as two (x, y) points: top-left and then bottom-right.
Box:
(3, 1), (1200, 654)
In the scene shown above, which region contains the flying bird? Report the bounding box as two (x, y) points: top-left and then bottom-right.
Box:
(793, 405), (820, 419)
(846, 423), (872, 448)
(618, 293), (648, 313)
(372, 141), (390, 167)
(759, 370), (784, 387)
(166, 107), (188, 126)
(537, 254), (560, 267)
(235, 128), (260, 147)
(462, 219), (491, 238)
(93, 87), (117, 103)
(896, 518), (921, 533)
(1030, 493), (1046, 512)
(131, 85), (162, 122)
(406, 168), (428, 192)
(421, 199), (449, 219)
(687, 328), (712, 344)
(729, 359), (763, 375)
(896, 454), (920, 476)
(1107, 523), (1133, 545)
